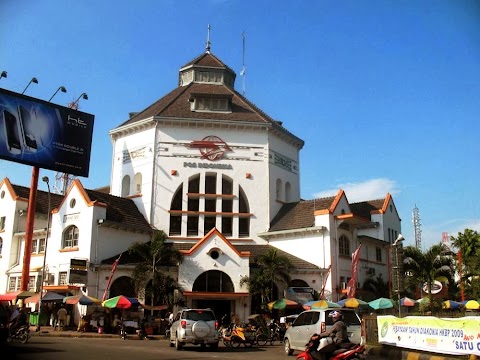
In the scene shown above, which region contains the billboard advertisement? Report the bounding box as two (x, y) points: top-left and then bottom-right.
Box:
(0, 88), (95, 177)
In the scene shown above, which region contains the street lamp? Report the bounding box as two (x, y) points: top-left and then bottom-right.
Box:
(69, 92), (88, 110)
(36, 176), (51, 332)
(22, 77), (38, 94)
(48, 86), (67, 102)
(392, 234), (404, 317)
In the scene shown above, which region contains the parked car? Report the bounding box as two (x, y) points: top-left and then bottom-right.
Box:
(169, 308), (219, 350)
(283, 308), (362, 355)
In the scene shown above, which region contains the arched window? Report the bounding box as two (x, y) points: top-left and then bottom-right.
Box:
(339, 235), (350, 256)
(133, 172), (142, 194)
(192, 270), (234, 292)
(285, 182), (292, 203)
(62, 225), (79, 248)
(276, 179), (283, 201)
(239, 186), (250, 237)
(0, 237), (3, 255)
(169, 186), (183, 236)
(121, 175), (130, 197)
(168, 174), (251, 238)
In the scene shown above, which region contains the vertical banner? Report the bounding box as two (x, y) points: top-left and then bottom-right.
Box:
(346, 244), (362, 298)
(102, 254), (122, 302)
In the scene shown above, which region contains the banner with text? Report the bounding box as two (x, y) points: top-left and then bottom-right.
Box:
(377, 315), (480, 356)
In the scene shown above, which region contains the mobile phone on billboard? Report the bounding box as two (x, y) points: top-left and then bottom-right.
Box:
(2, 109), (23, 154)
(18, 105), (38, 152)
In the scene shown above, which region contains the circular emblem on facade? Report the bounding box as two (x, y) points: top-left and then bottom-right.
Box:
(189, 135), (232, 161)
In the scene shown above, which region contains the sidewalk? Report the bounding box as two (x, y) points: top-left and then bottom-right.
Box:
(29, 326), (165, 340)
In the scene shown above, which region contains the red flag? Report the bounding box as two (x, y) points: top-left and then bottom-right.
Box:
(346, 244), (362, 298)
(102, 254), (122, 302)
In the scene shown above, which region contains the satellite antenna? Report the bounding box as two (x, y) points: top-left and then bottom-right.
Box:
(241, 31), (246, 96)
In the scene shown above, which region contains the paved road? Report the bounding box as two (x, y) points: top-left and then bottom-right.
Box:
(3, 337), (295, 360)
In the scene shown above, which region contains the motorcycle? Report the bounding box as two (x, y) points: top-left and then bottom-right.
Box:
(7, 325), (30, 344)
(296, 335), (365, 360)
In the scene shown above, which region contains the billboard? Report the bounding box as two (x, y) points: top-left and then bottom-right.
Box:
(0, 88), (95, 177)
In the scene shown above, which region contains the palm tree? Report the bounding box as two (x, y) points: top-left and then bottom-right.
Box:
(362, 275), (389, 299)
(240, 248), (292, 308)
(128, 230), (183, 309)
(450, 229), (480, 299)
(403, 243), (454, 313)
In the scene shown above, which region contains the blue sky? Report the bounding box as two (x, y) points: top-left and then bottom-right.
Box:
(1, 0), (479, 250)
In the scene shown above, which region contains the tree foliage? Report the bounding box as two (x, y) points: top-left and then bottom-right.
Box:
(450, 229), (480, 299)
(128, 230), (183, 306)
(403, 243), (455, 312)
(240, 248), (292, 308)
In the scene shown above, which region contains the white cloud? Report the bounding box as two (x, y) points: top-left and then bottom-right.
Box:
(420, 219), (480, 250)
(313, 178), (399, 203)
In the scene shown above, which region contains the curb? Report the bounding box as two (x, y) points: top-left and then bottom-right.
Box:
(366, 344), (476, 360)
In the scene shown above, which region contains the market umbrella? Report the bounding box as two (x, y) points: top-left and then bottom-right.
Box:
(102, 295), (141, 309)
(64, 294), (101, 306)
(25, 291), (65, 304)
(368, 297), (394, 310)
(303, 300), (341, 310)
(442, 300), (461, 310)
(461, 300), (480, 310)
(400, 297), (415, 307)
(0, 290), (37, 301)
(337, 298), (368, 308)
(267, 298), (299, 310)
(416, 297), (430, 305)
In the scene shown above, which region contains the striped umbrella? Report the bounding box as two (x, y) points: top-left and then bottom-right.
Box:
(303, 300), (341, 310)
(102, 295), (140, 309)
(337, 298), (368, 308)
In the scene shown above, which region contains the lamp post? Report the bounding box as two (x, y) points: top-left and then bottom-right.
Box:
(22, 77), (38, 94)
(48, 86), (67, 102)
(36, 176), (51, 332)
(69, 92), (88, 110)
(392, 234), (404, 317)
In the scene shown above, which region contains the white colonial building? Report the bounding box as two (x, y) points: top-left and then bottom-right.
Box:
(0, 45), (402, 326)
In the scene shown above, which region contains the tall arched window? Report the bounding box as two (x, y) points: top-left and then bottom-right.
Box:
(339, 235), (350, 256)
(133, 172), (142, 194)
(276, 178), (283, 201)
(169, 173), (251, 238)
(285, 182), (292, 203)
(62, 225), (79, 249)
(121, 175), (130, 197)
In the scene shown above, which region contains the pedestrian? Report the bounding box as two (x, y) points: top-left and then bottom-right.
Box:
(57, 305), (68, 331)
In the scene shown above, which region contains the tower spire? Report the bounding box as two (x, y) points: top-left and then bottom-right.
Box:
(205, 24), (211, 53)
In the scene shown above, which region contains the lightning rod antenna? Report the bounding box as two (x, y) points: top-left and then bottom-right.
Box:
(206, 24), (211, 53)
(241, 31), (246, 96)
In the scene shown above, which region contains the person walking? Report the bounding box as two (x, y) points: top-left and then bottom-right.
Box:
(57, 305), (68, 331)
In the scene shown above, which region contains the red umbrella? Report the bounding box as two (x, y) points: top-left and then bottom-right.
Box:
(102, 295), (140, 309)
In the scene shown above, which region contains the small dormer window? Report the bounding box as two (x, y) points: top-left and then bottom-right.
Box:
(195, 71), (223, 84)
(195, 98), (228, 111)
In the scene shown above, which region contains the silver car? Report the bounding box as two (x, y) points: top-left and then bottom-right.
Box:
(169, 308), (219, 350)
(283, 308), (362, 355)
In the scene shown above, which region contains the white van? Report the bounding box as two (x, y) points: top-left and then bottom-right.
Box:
(283, 308), (362, 355)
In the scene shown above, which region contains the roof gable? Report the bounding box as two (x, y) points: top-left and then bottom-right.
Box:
(180, 227), (250, 258)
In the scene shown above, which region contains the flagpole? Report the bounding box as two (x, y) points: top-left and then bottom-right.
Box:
(102, 254), (122, 302)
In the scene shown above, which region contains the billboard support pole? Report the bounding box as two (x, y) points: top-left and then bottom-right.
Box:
(20, 166), (39, 291)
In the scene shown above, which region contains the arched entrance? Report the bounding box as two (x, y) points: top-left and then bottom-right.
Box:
(190, 270), (235, 320)
(109, 276), (136, 298)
